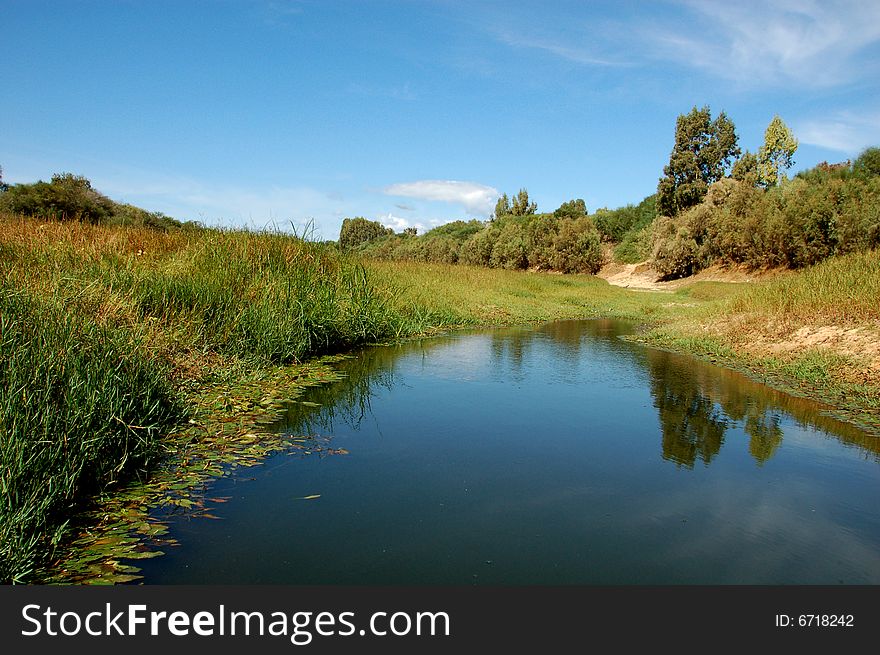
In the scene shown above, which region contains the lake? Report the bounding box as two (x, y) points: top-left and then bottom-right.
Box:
(137, 319), (880, 584)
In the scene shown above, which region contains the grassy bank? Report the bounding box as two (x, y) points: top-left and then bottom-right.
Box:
(640, 250), (880, 430)
(2, 213), (878, 582)
(367, 260), (680, 324)
(0, 214), (453, 582)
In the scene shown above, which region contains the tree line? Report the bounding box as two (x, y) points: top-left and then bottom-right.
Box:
(340, 190), (605, 274)
(342, 106), (879, 280)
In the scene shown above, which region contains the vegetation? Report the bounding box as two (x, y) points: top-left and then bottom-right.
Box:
(338, 216), (393, 251)
(650, 158), (880, 278)
(553, 198), (588, 220)
(355, 211), (605, 274)
(494, 188), (537, 218)
(757, 115), (798, 187)
(0, 287), (184, 583)
(656, 106), (741, 217)
(853, 146), (880, 178)
(0, 173), (196, 231)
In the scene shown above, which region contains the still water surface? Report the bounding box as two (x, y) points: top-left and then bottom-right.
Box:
(138, 320), (880, 584)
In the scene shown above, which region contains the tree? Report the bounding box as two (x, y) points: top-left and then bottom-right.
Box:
(731, 150), (759, 186)
(657, 106), (741, 217)
(853, 146), (880, 178)
(553, 198), (588, 219)
(511, 188), (537, 216)
(757, 115), (797, 187)
(338, 217), (393, 250)
(494, 188), (537, 218)
(0, 165), (7, 192)
(493, 193), (511, 219)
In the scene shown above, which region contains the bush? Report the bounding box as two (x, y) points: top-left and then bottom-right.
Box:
(853, 146), (880, 178)
(548, 216), (605, 273)
(459, 226), (499, 266)
(338, 217), (393, 251)
(614, 226), (652, 263)
(553, 199), (588, 220)
(0, 173), (116, 223)
(651, 216), (701, 279)
(651, 169), (880, 278)
(490, 222), (529, 269)
(422, 220), (484, 241)
(524, 214), (561, 269)
(594, 195), (656, 242)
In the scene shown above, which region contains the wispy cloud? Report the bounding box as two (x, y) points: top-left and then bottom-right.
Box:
(795, 111), (880, 154)
(384, 179), (499, 216)
(645, 0), (880, 87)
(493, 30), (625, 67)
(394, 203), (415, 211)
(482, 1), (880, 89)
(259, 0), (305, 27)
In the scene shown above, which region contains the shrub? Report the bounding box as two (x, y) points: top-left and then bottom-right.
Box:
(614, 226), (653, 263)
(422, 220), (484, 241)
(0, 173), (116, 223)
(548, 216), (605, 273)
(338, 217), (393, 251)
(651, 215), (700, 279)
(490, 222), (529, 269)
(853, 146), (880, 178)
(459, 226), (499, 266)
(553, 199), (588, 220)
(594, 195), (656, 242)
(524, 214), (561, 269)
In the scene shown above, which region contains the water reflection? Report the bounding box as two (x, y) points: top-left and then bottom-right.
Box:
(284, 320), (878, 468)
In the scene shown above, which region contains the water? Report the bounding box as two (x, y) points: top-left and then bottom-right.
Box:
(138, 320), (880, 584)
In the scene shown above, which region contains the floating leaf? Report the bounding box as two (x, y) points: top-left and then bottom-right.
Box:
(296, 494), (321, 500)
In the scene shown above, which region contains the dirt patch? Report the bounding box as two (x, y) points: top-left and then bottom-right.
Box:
(596, 261), (786, 292)
(596, 262), (670, 291)
(753, 324), (880, 373)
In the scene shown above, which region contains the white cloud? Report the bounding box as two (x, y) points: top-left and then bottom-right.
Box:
(796, 111), (880, 154)
(377, 213), (426, 233)
(383, 180), (499, 216)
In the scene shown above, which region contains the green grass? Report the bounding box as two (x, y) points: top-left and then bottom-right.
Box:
(369, 260), (678, 325)
(0, 286), (184, 583)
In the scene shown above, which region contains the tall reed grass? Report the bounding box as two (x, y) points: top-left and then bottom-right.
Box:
(0, 286), (183, 582)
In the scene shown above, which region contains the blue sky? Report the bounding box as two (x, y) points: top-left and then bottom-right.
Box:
(2, 0), (879, 239)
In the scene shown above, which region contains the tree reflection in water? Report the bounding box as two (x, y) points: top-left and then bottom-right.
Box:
(277, 320), (878, 468)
